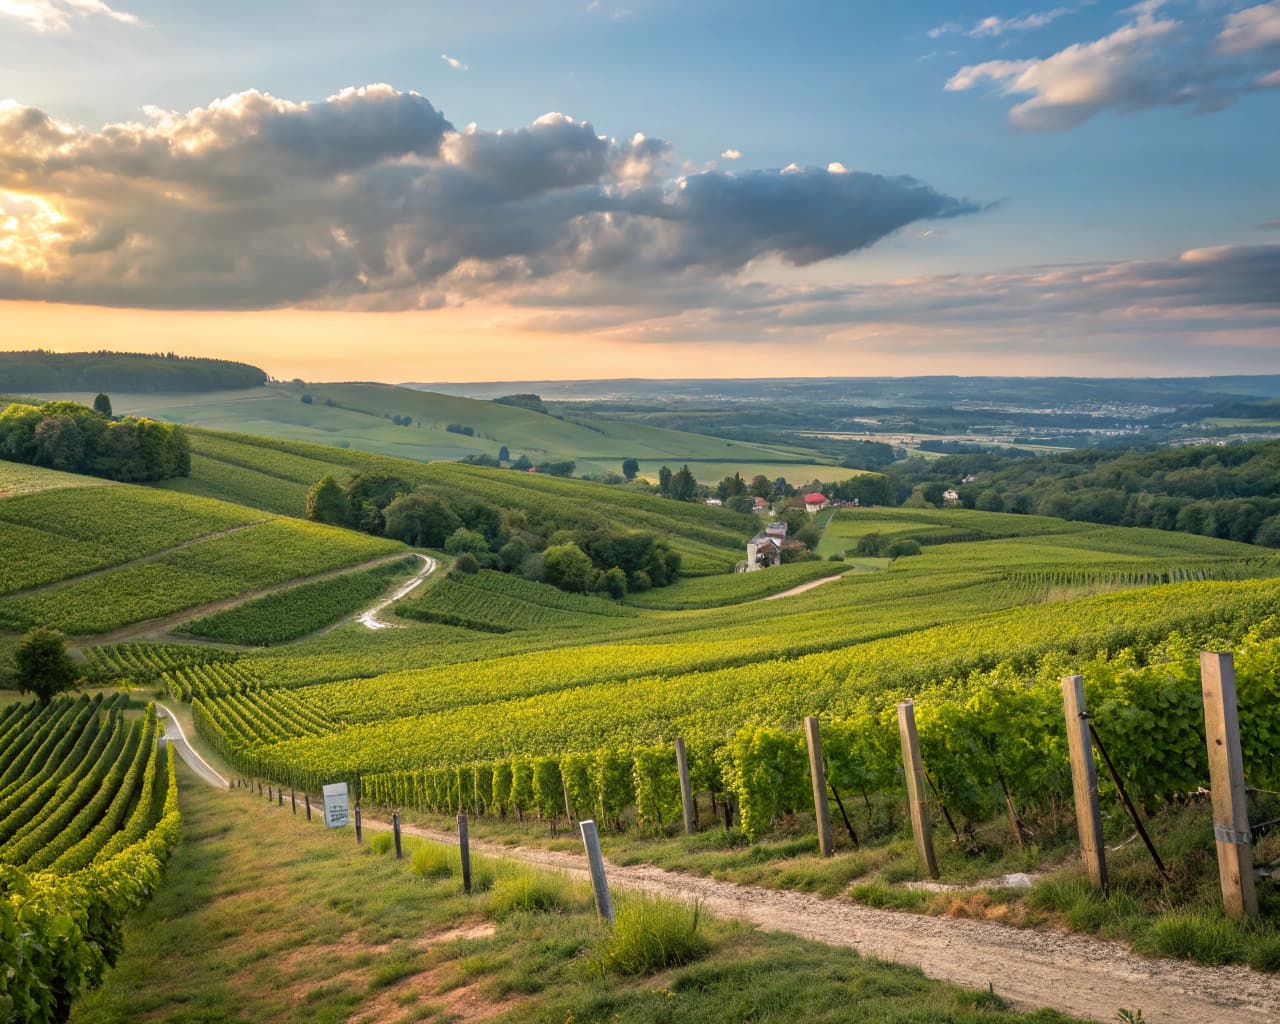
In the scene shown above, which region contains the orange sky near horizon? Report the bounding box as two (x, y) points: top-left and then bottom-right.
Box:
(0, 300), (1194, 383)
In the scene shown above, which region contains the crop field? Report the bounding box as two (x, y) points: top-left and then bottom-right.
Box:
(0, 461), (108, 498)
(0, 693), (182, 1019)
(176, 555), (420, 645)
(623, 560), (848, 609)
(0, 470), (403, 636)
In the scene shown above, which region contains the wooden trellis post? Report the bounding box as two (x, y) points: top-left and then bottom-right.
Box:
(897, 701), (938, 879)
(804, 717), (834, 857)
(675, 738), (696, 836)
(1200, 651), (1257, 921)
(1062, 675), (1107, 892)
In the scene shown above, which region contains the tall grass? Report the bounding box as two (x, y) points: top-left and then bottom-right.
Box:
(594, 894), (709, 976)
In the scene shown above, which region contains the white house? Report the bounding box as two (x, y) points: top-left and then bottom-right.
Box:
(803, 492), (829, 514)
(942, 488), (961, 506)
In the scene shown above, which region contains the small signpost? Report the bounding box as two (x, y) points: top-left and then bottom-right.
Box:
(322, 782), (351, 830)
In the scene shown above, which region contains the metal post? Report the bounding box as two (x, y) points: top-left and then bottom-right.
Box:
(1062, 675), (1107, 892)
(804, 716), (834, 857)
(579, 819), (614, 923)
(897, 701), (939, 879)
(1201, 651), (1257, 920)
(458, 813), (472, 894)
(675, 738), (696, 836)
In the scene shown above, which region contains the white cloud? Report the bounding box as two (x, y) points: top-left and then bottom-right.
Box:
(720, 148), (742, 160)
(0, 85), (979, 310)
(441, 53), (468, 71)
(1217, 2), (1280, 55)
(930, 7), (1072, 40)
(947, 6), (1280, 131)
(0, 0), (137, 31)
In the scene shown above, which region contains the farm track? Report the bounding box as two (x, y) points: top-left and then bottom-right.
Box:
(164, 727), (1279, 1024)
(4, 522), (266, 599)
(763, 573), (844, 600)
(74, 551), (423, 648)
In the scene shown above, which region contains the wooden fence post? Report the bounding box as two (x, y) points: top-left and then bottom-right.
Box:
(1200, 651), (1257, 921)
(277, 787), (283, 807)
(804, 716), (834, 857)
(354, 805), (362, 845)
(897, 701), (939, 879)
(579, 819), (614, 923)
(458, 813), (472, 895)
(291, 789), (296, 815)
(305, 794), (311, 821)
(1062, 675), (1107, 892)
(675, 738), (696, 836)
(393, 811), (402, 859)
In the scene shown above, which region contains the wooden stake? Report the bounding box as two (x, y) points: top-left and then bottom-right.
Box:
(1200, 651), (1257, 921)
(458, 813), (472, 894)
(305, 793), (311, 821)
(354, 805), (362, 845)
(675, 737), (696, 836)
(393, 811), (402, 859)
(1062, 675), (1107, 892)
(897, 701), (939, 879)
(804, 717), (834, 857)
(579, 819), (614, 923)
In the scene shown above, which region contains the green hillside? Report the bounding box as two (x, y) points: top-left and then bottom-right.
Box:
(34, 381), (845, 484)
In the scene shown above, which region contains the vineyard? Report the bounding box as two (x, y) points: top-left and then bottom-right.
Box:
(0, 694), (181, 1023)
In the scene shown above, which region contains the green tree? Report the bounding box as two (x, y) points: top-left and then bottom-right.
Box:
(657, 465), (673, 497)
(498, 445), (510, 463)
(383, 494), (462, 547)
(886, 538), (922, 559)
(15, 627), (79, 705)
(670, 464), (698, 502)
(92, 393), (112, 418)
(542, 542), (597, 594)
(444, 527), (490, 555)
(622, 458), (640, 481)
(305, 475), (351, 527)
(749, 474), (772, 498)
(975, 488), (1005, 512)
(598, 566), (628, 598)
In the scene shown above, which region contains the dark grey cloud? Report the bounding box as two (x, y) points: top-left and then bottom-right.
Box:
(0, 85), (977, 310)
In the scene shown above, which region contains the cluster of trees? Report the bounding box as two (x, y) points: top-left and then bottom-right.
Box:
(491, 393), (549, 414)
(885, 439), (1280, 546)
(0, 350), (267, 393)
(445, 423), (475, 436)
(305, 472), (680, 596)
(852, 533), (922, 559)
(0, 400), (190, 482)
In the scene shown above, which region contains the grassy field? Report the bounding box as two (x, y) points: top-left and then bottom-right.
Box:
(69, 761), (1081, 1024)
(35, 382), (842, 484)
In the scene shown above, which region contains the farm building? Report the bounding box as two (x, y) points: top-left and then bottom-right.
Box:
(746, 520), (789, 570)
(804, 492), (829, 513)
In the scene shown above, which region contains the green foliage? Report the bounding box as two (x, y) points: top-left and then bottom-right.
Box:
(0, 349), (266, 392)
(383, 493), (461, 547)
(0, 401), (190, 483)
(177, 557), (416, 646)
(541, 543), (598, 594)
(487, 869), (573, 918)
(15, 627), (79, 704)
(367, 832), (395, 855)
(92, 394), (112, 418)
(305, 475), (350, 526)
(594, 895), (709, 976)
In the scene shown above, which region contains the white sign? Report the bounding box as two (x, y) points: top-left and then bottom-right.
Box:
(322, 782), (350, 829)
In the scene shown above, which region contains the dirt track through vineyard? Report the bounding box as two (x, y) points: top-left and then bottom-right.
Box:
(166, 723), (1280, 1024)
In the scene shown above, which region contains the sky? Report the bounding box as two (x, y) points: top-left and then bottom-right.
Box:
(0, 0), (1278, 381)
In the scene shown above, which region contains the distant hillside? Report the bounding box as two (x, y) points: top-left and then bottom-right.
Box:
(74, 381), (848, 484)
(0, 351), (268, 393)
(162, 427), (757, 575)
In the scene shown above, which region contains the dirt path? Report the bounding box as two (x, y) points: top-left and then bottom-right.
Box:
(355, 553), (436, 630)
(157, 704), (228, 789)
(78, 552), (420, 648)
(7, 522), (265, 600)
(763, 573), (844, 601)
(365, 816), (1278, 1024)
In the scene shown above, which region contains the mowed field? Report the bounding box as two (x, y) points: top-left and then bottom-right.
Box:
(38, 381), (840, 484)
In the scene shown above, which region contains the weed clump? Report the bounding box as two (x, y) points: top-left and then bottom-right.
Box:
(487, 869), (572, 919)
(594, 895), (709, 976)
(369, 832), (394, 856)
(410, 843), (455, 879)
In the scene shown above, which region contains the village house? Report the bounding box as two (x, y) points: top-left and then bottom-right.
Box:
(752, 496), (770, 511)
(943, 488), (961, 505)
(705, 497), (723, 506)
(803, 492), (829, 514)
(745, 520), (788, 570)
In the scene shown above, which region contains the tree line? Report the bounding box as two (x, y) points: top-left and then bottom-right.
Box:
(0, 350), (268, 393)
(305, 472), (681, 597)
(884, 439), (1280, 546)
(0, 400), (191, 482)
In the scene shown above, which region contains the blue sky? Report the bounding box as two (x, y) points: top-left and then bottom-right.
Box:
(1, 0), (1277, 378)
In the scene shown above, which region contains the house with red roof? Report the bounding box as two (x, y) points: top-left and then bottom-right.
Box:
(803, 492), (829, 514)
